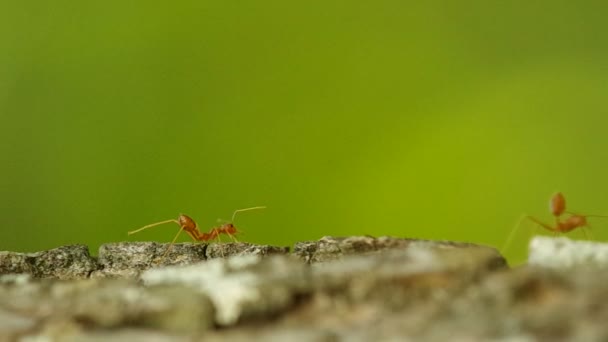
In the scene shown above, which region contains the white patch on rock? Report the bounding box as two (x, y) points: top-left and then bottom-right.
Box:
(529, 236), (608, 268)
(141, 255), (263, 325)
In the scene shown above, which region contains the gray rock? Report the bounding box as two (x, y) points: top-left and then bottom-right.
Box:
(0, 276), (215, 334)
(11, 235), (608, 341)
(141, 254), (310, 326)
(93, 242), (290, 278)
(432, 266), (608, 341)
(293, 235), (502, 265)
(271, 245), (507, 342)
(0, 308), (36, 341)
(59, 330), (193, 342)
(0, 244), (98, 279)
(94, 242), (208, 278)
(205, 242), (290, 259)
(198, 327), (338, 342)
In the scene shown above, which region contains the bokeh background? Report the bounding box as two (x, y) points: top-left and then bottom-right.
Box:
(2, 1), (608, 264)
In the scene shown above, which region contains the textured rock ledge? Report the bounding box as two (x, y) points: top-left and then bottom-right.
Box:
(0, 244), (98, 279)
(1, 236), (607, 341)
(0, 241), (290, 279)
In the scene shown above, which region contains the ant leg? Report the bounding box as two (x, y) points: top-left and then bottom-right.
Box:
(160, 226), (186, 260)
(526, 216), (559, 233)
(582, 227), (590, 240)
(232, 226), (246, 242)
(581, 223), (594, 240)
(566, 212), (608, 218)
(217, 235), (227, 258)
(214, 231), (223, 244)
(501, 214), (527, 254)
(227, 233), (239, 243)
(549, 218), (558, 237)
(128, 219), (179, 235)
(209, 229), (225, 258)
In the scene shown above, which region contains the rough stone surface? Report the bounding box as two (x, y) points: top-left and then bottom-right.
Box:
(0, 242), (289, 279)
(93, 242), (208, 278)
(205, 242), (290, 259)
(3, 236), (608, 341)
(436, 266), (608, 341)
(92, 242), (290, 278)
(0, 244), (98, 279)
(0, 277), (215, 336)
(293, 235), (501, 264)
(529, 236), (608, 268)
(142, 255), (310, 326)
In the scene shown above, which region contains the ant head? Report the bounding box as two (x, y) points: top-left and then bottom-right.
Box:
(222, 223), (237, 235)
(178, 214), (197, 230)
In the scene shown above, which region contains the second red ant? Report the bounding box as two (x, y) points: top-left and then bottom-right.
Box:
(503, 193), (607, 253)
(527, 192), (607, 235)
(128, 206), (266, 259)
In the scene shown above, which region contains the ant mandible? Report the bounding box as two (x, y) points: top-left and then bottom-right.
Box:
(128, 206), (266, 259)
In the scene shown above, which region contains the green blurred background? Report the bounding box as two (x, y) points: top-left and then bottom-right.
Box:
(2, 1), (607, 264)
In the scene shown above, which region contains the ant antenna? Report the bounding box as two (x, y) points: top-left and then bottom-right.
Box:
(567, 212), (608, 218)
(231, 206), (266, 222)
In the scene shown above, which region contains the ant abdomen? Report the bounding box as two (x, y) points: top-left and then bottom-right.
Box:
(178, 214), (197, 230)
(550, 192), (566, 217)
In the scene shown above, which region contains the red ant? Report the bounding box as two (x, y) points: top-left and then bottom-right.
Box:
(527, 192), (588, 234)
(528, 192), (608, 234)
(128, 206), (265, 259)
(502, 193), (606, 253)
(527, 213), (592, 234)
